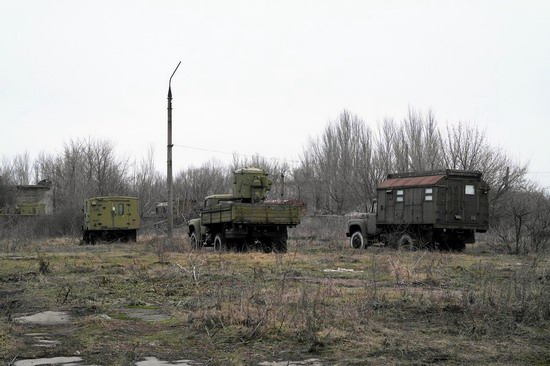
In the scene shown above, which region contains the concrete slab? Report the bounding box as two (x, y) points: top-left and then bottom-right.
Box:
(13, 357), (84, 366)
(135, 357), (202, 366)
(14, 311), (71, 325)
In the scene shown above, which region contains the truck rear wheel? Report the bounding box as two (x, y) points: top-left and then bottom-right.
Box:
(350, 231), (365, 249)
(82, 231), (89, 245)
(448, 238), (466, 252)
(214, 234), (226, 251)
(397, 234), (417, 251)
(273, 241), (287, 253)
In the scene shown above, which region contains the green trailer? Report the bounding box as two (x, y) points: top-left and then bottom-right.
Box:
(187, 168), (302, 253)
(82, 196), (140, 244)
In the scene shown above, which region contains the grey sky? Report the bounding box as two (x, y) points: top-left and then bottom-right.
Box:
(1, 1), (549, 186)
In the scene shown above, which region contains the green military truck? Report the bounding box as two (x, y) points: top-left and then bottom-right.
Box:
(82, 196), (140, 244)
(187, 167), (301, 253)
(347, 170), (490, 251)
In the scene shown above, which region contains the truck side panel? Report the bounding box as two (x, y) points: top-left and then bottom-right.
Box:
(437, 177), (489, 231)
(201, 203), (300, 226)
(83, 197), (140, 231)
(201, 205), (232, 225)
(234, 204), (301, 224)
(376, 174), (488, 232)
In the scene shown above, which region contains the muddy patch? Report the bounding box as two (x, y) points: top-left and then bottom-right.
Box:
(13, 357), (204, 366)
(258, 360), (323, 366)
(135, 357), (203, 366)
(119, 308), (170, 322)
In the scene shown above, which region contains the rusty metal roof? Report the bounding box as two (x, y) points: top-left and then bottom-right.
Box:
(378, 175), (445, 189)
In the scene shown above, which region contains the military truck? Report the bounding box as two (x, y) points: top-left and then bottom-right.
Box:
(346, 170), (489, 251)
(82, 196), (140, 244)
(187, 167), (302, 253)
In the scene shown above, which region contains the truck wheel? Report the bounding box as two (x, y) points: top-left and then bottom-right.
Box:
(387, 233), (400, 249)
(190, 232), (202, 250)
(214, 234), (226, 251)
(450, 238), (466, 252)
(397, 234), (416, 251)
(233, 241), (247, 252)
(274, 241), (287, 253)
(350, 231), (365, 249)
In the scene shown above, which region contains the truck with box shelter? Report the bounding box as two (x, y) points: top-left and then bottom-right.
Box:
(346, 170), (489, 251)
(82, 196), (140, 244)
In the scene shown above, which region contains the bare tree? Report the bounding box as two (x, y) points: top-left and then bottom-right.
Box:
(403, 109), (442, 171)
(0, 152), (33, 186)
(301, 110), (376, 214)
(12, 152), (33, 185)
(173, 160), (230, 219)
(32, 138), (131, 234)
(493, 182), (550, 254)
(82, 138), (129, 196)
(375, 109), (444, 175)
(129, 146), (164, 219)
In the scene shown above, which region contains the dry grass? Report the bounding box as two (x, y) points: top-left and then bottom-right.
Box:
(0, 235), (549, 365)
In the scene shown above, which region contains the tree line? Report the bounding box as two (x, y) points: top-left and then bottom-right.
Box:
(1, 109), (548, 254)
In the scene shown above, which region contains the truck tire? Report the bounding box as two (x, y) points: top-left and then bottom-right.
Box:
(449, 238), (466, 252)
(189, 232), (202, 250)
(274, 241), (287, 253)
(397, 234), (416, 251)
(454, 240), (466, 252)
(214, 234), (226, 251)
(82, 231), (90, 245)
(262, 242), (273, 253)
(350, 231), (365, 249)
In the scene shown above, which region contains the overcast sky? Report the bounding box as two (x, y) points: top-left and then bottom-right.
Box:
(1, 1), (549, 187)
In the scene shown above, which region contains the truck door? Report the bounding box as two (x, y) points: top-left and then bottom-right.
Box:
(446, 180), (462, 222)
(378, 190), (394, 224)
(394, 189), (404, 222)
(112, 200), (129, 228)
(463, 182), (479, 224)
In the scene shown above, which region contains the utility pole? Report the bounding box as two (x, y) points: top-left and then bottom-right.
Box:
(280, 173), (285, 200)
(167, 61), (181, 239)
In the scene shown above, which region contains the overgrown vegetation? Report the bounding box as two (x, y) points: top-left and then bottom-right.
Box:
(1, 109), (549, 253)
(1, 235), (549, 365)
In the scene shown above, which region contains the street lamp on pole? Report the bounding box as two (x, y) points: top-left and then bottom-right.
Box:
(167, 61), (181, 239)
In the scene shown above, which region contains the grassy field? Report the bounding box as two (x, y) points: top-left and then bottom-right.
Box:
(0, 234), (549, 365)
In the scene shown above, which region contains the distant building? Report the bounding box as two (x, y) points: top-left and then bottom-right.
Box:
(0, 179), (53, 215)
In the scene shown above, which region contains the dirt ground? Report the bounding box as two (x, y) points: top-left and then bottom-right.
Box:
(1, 236), (549, 365)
